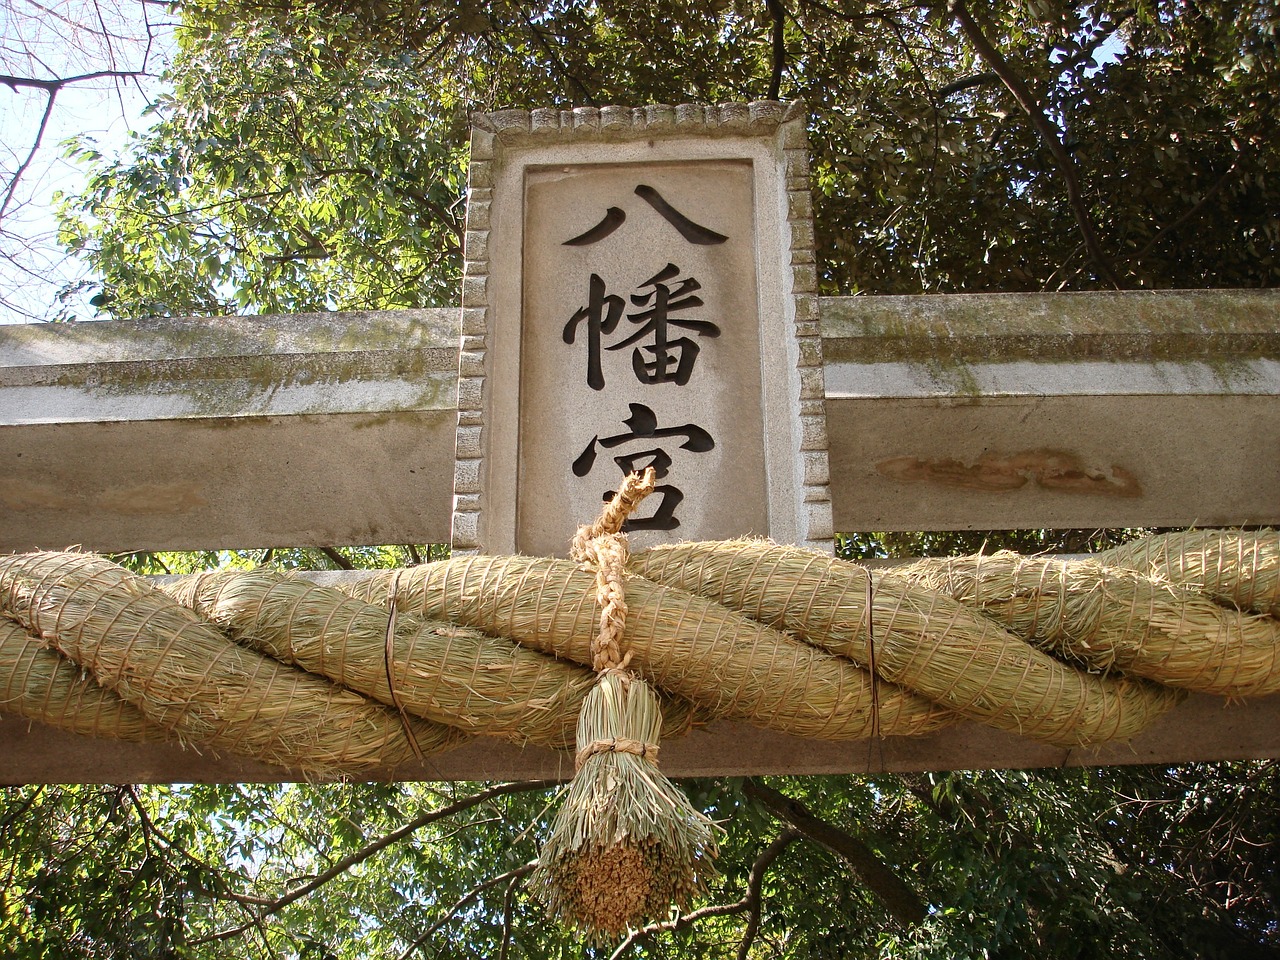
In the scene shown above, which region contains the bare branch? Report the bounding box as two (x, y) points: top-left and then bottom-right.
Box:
(1, 67), (150, 225)
(0, 85), (57, 222)
(766, 0), (787, 101)
(195, 780), (558, 945)
(948, 0), (1123, 289)
(0, 69), (147, 92)
(743, 778), (928, 926)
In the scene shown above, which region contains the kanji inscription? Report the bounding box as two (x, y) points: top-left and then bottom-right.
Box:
(518, 160), (768, 554)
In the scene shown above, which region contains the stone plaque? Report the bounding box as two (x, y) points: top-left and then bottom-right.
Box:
(452, 103), (832, 556)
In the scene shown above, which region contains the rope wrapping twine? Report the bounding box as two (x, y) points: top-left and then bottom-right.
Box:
(574, 736), (659, 770)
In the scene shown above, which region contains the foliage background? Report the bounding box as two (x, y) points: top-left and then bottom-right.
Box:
(55, 0), (1280, 320)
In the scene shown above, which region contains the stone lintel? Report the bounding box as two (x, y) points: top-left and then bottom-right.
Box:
(1, 290), (1277, 552)
(0, 311), (459, 553)
(3, 692), (1276, 784)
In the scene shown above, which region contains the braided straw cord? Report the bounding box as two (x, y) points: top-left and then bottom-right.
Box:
(1100, 529), (1280, 618)
(630, 540), (1182, 747)
(568, 468), (657, 769)
(893, 551), (1280, 696)
(536, 472), (717, 940)
(0, 552), (461, 774)
(344, 556), (954, 742)
(570, 468), (656, 674)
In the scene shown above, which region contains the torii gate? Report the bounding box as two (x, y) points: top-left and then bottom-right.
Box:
(2, 102), (1279, 784)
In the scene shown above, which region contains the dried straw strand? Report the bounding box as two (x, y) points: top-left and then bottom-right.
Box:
(0, 552), (462, 774)
(531, 672), (718, 940)
(631, 540), (1183, 747)
(1100, 529), (1280, 618)
(891, 550), (1280, 697)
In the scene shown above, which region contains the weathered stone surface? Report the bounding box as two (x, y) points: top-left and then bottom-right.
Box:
(822, 290), (1280, 531)
(821, 289), (1280, 365)
(6, 690), (1275, 784)
(517, 160), (769, 555)
(0, 311), (459, 552)
(458, 102), (831, 556)
(2, 289), (1278, 552)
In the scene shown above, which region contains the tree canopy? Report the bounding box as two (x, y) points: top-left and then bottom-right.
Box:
(4, 760), (1278, 958)
(57, 0), (1280, 319)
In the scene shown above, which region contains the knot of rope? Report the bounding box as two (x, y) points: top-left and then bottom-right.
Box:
(570, 468), (657, 674)
(574, 735), (661, 771)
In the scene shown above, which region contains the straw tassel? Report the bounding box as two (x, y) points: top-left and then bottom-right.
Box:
(532, 469), (720, 939)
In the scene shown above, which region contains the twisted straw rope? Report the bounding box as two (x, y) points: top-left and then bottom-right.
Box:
(0, 530), (1275, 773)
(569, 468), (659, 764)
(569, 467), (656, 675)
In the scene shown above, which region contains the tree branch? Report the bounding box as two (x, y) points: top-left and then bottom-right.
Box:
(948, 0), (1122, 288)
(194, 780), (558, 945)
(0, 85), (57, 222)
(735, 829), (798, 960)
(263, 244), (330, 265)
(0, 69), (148, 92)
(1134, 157), (1242, 262)
(319, 546), (354, 569)
(121, 786), (275, 907)
(497, 869), (523, 960)
(766, 0), (787, 101)
(397, 861), (538, 960)
(743, 779), (928, 926)
(936, 71), (1000, 99)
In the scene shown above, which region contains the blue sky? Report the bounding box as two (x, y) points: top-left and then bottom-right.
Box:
(1, 0), (172, 323)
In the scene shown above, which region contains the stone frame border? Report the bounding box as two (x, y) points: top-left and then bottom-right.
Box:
(450, 101), (833, 554)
